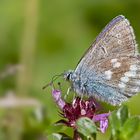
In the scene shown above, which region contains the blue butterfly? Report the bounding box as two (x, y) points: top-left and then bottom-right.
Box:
(64, 15), (140, 106)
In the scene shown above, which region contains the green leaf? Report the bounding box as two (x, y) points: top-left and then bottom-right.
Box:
(76, 117), (97, 139)
(59, 133), (73, 140)
(109, 106), (128, 137)
(47, 133), (62, 140)
(109, 110), (121, 137)
(121, 116), (140, 139)
(47, 133), (72, 140)
(118, 105), (128, 125)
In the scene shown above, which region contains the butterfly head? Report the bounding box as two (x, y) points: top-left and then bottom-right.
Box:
(63, 70), (74, 81)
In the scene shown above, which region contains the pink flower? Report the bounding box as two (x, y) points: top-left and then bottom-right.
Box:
(92, 113), (110, 133)
(52, 89), (110, 134)
(52, 90), (65, 109)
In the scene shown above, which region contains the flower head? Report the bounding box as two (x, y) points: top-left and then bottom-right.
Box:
(52, 89), (110, 133)
(62, 96), (96, 127)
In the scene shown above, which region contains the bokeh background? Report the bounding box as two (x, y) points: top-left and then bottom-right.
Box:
(0, 0), (140, 140)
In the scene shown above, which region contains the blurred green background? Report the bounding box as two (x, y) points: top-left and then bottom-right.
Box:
(0, 0), (140, 140)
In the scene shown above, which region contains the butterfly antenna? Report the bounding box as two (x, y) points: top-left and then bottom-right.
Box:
(42, 73), (63, 90)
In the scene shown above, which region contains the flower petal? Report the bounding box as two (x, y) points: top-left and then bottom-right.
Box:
(92, 113), (110, 122)
(100, 118), (108, 133)
(92, 113), (110, 133)
(52, 90), (65, 109)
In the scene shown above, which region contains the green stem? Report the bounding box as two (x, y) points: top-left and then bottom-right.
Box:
(16, 0), (38, 96)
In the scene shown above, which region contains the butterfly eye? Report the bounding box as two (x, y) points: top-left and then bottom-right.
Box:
(66, 74), (70, 81)
(64, 70), (74, 81)
(63, 72), (71, 81)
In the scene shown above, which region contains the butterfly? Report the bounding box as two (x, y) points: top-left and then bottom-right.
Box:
(63, 15), (140, 106)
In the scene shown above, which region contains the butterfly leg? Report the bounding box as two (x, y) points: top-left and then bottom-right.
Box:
(64, 87), (71, 99)
(72, 92), (76, 101)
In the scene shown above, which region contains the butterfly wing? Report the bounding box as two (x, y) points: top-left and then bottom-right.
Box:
(75, 15), (137, 73)
(74, 15), (139, 105)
